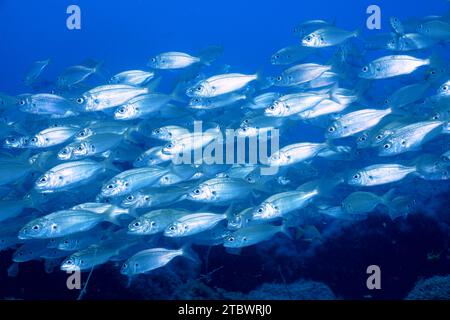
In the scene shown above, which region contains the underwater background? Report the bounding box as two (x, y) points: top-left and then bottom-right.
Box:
(0, 0), (449, 300)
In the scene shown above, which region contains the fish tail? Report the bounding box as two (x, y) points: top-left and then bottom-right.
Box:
(279, 223), (293, 240)
(181, 245), (200, 264)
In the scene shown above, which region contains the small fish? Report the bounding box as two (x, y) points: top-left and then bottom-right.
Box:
(18, 94), (79, 118)
(120, 247), (196, 276)
(186, 73), (258, 98)
(384, 82), (430, 108)
(379, 121), (444, 156)
(186, 177), (254, 204)
(24, 59), (50, 87)
(56, 61), (102, 88)
(148, 52), (201, 69)
(341, 189), (395, 215)
(164, 212), (227, 237)
(28, 126), (78, 149)
(77, 85), (150, 112)
(417, 20), (450, 40)
(347, 164), (417, 187)
(252, 189), (318, 221)
(74, 121), (130, 141)
(224, 224), (290, 248)
(114, 93), (172, 120)
(271, 45), (314, 65)
(359, 55), (430, 79)
(327, 108), (393, 139)
(35, 160), (110, 193)
(109, 70), (155, 86)
(302, 27), (358, 47)
(18, 206), (125, 239)
(273, 63), (331, 87)
(101, 166), (169, 197)
(61, 237), (138, 272)
(265, 92), (328, 117)
(268, 142), (329, 167)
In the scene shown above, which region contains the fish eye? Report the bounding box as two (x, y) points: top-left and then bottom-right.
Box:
(196, 86), (202, 91)
(107, 184), (114, 189)
(169, 226), (175, 231)
(9, 137), (16, 142)
(133, 221), (140, 227)
(127, 195), (134, 201)
(76, 146), (84, 151)
(154, 129), (161, 134)
(442, 85), (449, 92)
(353, 173), (361, 179)
(194, 189), (200, 194)
(166, 143), (173, 148)
(328, 126), (335, 132)
(257, 208), (263, 213)
(269, 105), (275, 110)
(31, 137), (37, 142)
(305, 36), (312, 41)
(242, 127), (247, 132)
(61, 148), (68, 154)
(276, 76), (282, 81)
(275, 54), (280, 59)
(76, 98), (84, 104)
(362, 66), (368, 72)
(228, 237), (234, 242)
(383, 143), (391, 149)
(19, 100), (26, 106)
(122, 263), (127, 269)
(359, 136), (366, 141)
(39, 176), (47, 182)
(119, 108), (126, 113)
(32, 225), (39, 230)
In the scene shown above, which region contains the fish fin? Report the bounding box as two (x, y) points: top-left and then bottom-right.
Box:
(181, 245), (200, 264)
(381, 188), (396, 205)
(224, 204), (235, 221)
(170, 82), (188, 104)
(280, 224), (293, 240)
(145, 76), (162, 92)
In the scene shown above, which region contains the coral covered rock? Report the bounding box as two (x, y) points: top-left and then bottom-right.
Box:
(405, 275), (450, 300)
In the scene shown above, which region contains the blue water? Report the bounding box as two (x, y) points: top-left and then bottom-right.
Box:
(0, 0), (450, 300)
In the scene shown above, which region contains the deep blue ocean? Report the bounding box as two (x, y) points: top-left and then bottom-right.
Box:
(0, 0), (449, 300)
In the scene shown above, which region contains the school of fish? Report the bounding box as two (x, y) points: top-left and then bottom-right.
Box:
(1, 10), (450, 283)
